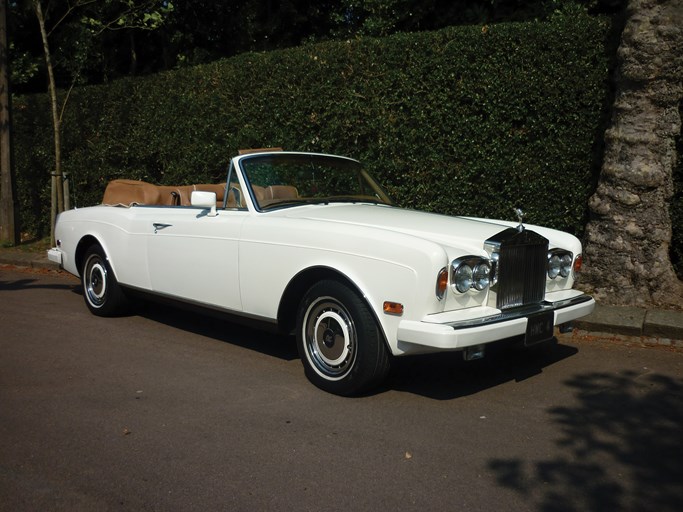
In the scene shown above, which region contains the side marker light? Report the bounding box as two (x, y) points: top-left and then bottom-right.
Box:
(383, 301), (404, 316)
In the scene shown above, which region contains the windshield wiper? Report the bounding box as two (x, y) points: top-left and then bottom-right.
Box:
(319, 196), (388, 205)
(259, 198), (328, 211)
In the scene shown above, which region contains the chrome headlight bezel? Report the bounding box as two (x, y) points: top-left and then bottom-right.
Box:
(547, 249), (573, 279)
(451, 256), (492, 294)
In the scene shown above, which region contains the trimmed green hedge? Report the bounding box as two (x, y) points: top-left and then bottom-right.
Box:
(15, 12), (611, 239)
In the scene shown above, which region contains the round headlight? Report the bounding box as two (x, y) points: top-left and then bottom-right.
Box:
(548, 254), (561, 279)
(560, 254), (573, 278)
(472, 262), (491, 291)
(453, 264), (473, 293)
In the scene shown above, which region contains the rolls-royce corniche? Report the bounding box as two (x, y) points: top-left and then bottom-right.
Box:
(48, 150), (594, 395)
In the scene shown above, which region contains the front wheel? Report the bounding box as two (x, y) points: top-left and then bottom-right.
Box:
(296, 280), (390, 396)
(81, 245), (128, 317)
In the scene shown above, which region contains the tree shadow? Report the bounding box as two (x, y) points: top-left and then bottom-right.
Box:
(488, 370), (683, 511)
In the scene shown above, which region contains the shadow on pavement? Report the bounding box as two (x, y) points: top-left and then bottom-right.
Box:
(134, 300), (300, 362)
(384, 339), (578, 399)
(132, 297), (578, 399)
(487, 370), (683, 511)
(0, 276), (76, 292)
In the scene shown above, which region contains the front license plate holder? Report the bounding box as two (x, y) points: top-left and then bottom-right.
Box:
(525, 311), (555, 346)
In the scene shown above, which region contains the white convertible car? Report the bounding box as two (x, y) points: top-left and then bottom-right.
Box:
(49, 150), (594, 395)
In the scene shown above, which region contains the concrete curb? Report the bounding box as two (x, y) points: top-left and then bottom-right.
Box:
(573, 304), (683, 345)
(1, 249), (681, 345)
(0, 251), (61, 271)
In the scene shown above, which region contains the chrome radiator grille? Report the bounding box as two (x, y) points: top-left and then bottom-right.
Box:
(486, 228), (549, 310)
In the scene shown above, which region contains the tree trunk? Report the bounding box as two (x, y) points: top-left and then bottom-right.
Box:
(0, 0), (18, 246)
(583, 0), (683, 307)
(34, 0), (64, 246)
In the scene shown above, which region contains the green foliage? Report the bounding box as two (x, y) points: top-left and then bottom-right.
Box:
(80, 0), (174, 33)
(11, 1), (623, 95)
(14, 13), (611, 240)
(13, 94), (53, 236)
(9, 44), (40, 85)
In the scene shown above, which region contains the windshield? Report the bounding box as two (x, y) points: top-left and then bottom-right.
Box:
(238, 153), (393, 211)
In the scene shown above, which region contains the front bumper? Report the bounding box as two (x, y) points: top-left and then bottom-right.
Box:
(397, 290), (594, 352)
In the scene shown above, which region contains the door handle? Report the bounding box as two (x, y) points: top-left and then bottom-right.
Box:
(153, 223), (172, 234)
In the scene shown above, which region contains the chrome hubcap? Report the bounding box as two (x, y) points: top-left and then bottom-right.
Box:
(304, 298), (356, 380)
(84, 255), (107, 307)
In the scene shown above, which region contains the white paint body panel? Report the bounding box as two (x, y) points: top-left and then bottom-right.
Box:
(52, 152), (594, 356)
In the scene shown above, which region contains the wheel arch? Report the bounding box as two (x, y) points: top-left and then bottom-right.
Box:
(277, 266), (388, 345)
(75, 235), (105, 276)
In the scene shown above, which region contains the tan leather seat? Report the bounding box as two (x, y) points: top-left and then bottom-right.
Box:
(251, 185), (266, 201)
(102, 179), (161, 205)
(266, 185), (298, 199)
(194, 183), (227, 201)
(102, 180), (229, 207)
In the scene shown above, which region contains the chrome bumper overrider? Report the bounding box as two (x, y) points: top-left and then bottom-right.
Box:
(396, 292), (595, 353)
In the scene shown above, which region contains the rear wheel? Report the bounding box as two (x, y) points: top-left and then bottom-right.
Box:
(81, 245), (128, 316)
(296, 280), (390, 396)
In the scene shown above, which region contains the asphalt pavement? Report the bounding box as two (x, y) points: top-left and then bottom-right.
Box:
(1, 266), (682, 511)
(0, 245), (681, 346)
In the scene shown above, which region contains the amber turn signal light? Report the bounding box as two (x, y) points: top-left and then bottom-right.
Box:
(436, 267), (448, 300)
(383, 301), (404, 315)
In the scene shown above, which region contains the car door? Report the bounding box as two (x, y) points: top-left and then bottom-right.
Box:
(144, 206), (247, 312)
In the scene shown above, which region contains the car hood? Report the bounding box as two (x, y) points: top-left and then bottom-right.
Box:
(282, 203), (516, 254)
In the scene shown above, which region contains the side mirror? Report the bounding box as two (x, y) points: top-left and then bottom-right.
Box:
(191, 190), (217, 217)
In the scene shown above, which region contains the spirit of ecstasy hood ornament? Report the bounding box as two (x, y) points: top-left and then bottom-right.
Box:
(514, 207), (525, 232)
